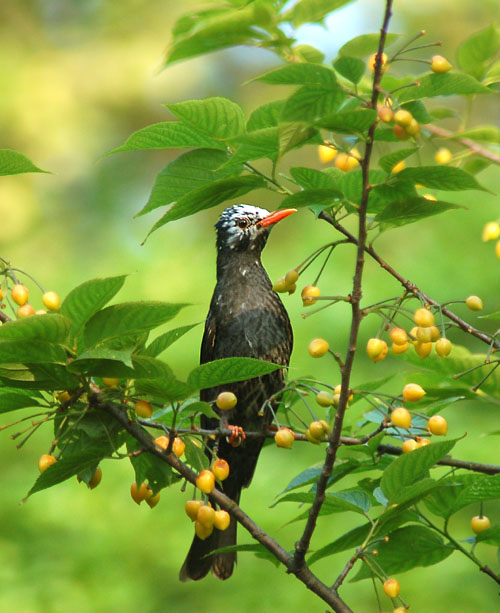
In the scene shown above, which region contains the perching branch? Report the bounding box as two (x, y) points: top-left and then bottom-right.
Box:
(100, 397), (353, 613)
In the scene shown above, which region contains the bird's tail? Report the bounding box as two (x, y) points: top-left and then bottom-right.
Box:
(179, 495), (239, 582)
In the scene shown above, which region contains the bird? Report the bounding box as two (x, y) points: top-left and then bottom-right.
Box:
(179, 203), (296, 582)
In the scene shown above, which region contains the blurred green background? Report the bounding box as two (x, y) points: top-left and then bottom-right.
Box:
(1, 1), (500, 611)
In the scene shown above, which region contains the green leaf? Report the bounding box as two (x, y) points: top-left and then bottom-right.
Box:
(341, 169), (386, 207)
(253, 63), (338, 86)
(280, 188), (342, 210)
(61, 275), (127, 339)
(401, 100), (432, 124)
(135, 377), (193, 403)
(67, 347), (135, 377)
(187, 357), (282, 390)
(0, 314), (71, 344)
(165, 8), (260, 65)
(83, 302), (187, 348)
(166, 97), (246, 140)
(278, 123), (319, 158)
(247, 101), (285, 131)
(424, 473), (500, 519)
(274, 490), (370, 515)
(378, 148), (418, 173)
(393, 166), (487, 191)
(0, 340), (67, 365)
(352, 526), (453, 581)
(397, 73), (491, 103)
(375, 197), (462, 228)
(142, 324), (199, 358)
(0, 389), (41, 414)
(147, 175), (267, 234)
(279, 464), (323, 496)
(108, 122), (224, 154)
(380, 438), (458, 501)
(209, 543), (280, 568)
(293, 44), (325, 64)
(228, 128), (279, 165)
(458, 24), (500, 80)
(26, 447), (109, 498)
(283, 0), (355, 27)
(318, 109), (377, 133)
(338, 33), (399, 57)
(385, 477), (440, 507)
(137, 149), (241, 217)
(280, 85), (345, 122)
(475, 526), (500, 547)
(334, 56), (365, 84)
(290, 167), (340, 190)
(308, 523), (370, 564)
(453, 126), (500, 144)
(0, 149), (49, 176)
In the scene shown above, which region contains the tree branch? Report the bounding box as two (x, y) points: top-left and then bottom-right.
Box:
(292, 0), (395, 572)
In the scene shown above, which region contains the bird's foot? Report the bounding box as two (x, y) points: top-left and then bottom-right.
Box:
(226, 425), (246, 447)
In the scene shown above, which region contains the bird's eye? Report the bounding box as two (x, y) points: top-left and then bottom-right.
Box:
(237, 218), (249, 229)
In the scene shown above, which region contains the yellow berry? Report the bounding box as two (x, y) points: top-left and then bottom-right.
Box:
(391, 160), (405, 173)
(366, 338), (387, 362)
(135, 400), (153, 419)
(216, 391), (237, 411)
(318, 144), (337, 163)
(274, 427), (295, 449)
(482, 221), (500, 241)
(57, 391), (71, 403)
(316, 390), (335, 407)
(416, 326), (432, 342)
(301, 285), (320, 307)
(102, 377), (120, 388)
(389, 327), (408, 345)
(431, 55), (452, 74)
(0, 288), (3, 301)
(334, 152), (350, 172)
(429, 326), (440, 342)
(214, 509), (231, 531)
(394, 109), (413, 127)
(195, 520), (214, 540)
(368, 52), (388, 72)
(212, 458), (230, 481)
(428, 415), (448, 435)
(196, 470), (216, 494)
(308, 338), (329, 358)
(146, 491), (160, 508)
(391, 341), (410, 355)
(11, 284), (29, 306)
(415, 437), (431, 448)
(305, 428), (321, 444)
(414, 341), (432, 359)
(414, 307), (434, 327)
(88, 467), (102, 489)
(285, 269), (299, 286)
(405, 118), (420, 137)
(42, 291), (60, 311)
(308, 420), (327, 441)
(377, 106), (394, 123)
(402, 439), (418, 453)
(465, 295), (483, 311)
(391, 407), (412, 429)
(393, 124), (410, 140)
(334, 385), (354, 402)
(402, 383), (426, 402)
(38, 453), (57, 473)
(435, 338), (452, 357)
(471, 515), (491, 534)
(197, 504), (216, 527)
(185, 500), (204, 521)
(383, 577), (400, 598)
(272, 277), (288, 293)
(434, 147), (452, 164)
(17, 304), (35, 318)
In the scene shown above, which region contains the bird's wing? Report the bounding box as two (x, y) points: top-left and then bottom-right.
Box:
(200, 306), (217, 365)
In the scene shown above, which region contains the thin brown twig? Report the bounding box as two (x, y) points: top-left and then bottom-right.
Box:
(291, 0), (395, 572)
(425, 123), (500, 165)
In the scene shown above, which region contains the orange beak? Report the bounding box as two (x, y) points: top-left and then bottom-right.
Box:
(257, 208), (297, 228)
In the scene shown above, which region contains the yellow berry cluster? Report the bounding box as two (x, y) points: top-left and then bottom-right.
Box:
(2, 283), (61, 319)
(273, 269), (299, 295)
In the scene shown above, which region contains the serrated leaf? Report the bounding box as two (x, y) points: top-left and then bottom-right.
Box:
(247, 101), (285, 131)
(318, 109), (377, 133)
(375, 197), (462, 227)
(458, 24), (500, 80)
(351, 526), (453, 581)
(228, 128), (279, 165)
(278, 123), (319, 158)
(147, 175), (267, 235)
(137, 149), (241, 217)
(135, 377), (193, 402)
(67, 347), (134, 377)
(475, 526), (500, 546)
(373, 127), (400, 142)
(334, 56), (365, 84)
(166, 97), (246, 140)
(83, 302), (187, 348)
(0, 314), (71, 344)
(283, 0), (355, 27)
(0, 340), (67, 365)
(393, 166), (486, 191)
(381, 438), (458, 500)
(378, 148), (418, 173)
(338, 33), (399, 57)
(0, 149), (49, 176)
(61, 275), (127, 340)
(280, 85), (345, 122)
(0, 390), (41, 414)
(253, 63), (338, 86)
(280, 187), (342, 210)
(341, 169), (386, 206)
(108, 122), (224, 154)
(278, 464), (323, 496)
(308, 523), (370, 565)
(274, 491), (370, 515)
(165, 8), (259, 65)
(187, 357), (282, 390)
(26, 447), (109, 498)
(289, 167), (340, 190)
(397, 73), (491, 103)
(142, 324), (199, 358)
